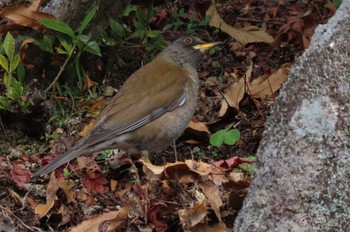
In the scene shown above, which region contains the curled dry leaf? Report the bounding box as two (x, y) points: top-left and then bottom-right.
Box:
(178, 190), (207, 229)
(198, 181), (222, 221)
(70, 204), (131, 232)
(206, 2), (273, 45)
(35, 172), (59, 218)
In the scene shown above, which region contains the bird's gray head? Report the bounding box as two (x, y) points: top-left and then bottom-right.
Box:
(161, 36), (221, 68)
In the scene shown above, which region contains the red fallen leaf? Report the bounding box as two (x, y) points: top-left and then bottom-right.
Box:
(83, 171), (108, 193)
(212, 156), (253, 170)
(147, 201), (168, 232)
(11, 160), (31, 189)
(39, 156), (73, 180)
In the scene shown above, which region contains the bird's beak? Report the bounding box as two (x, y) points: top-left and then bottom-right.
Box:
(193, 41), (222, 52)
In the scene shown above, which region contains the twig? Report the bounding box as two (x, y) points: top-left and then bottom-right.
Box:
(0, 116), (7, 137)
(236, 17), (283, 25)
(0, 205), (35, 231)
(44, 44), (77, 93)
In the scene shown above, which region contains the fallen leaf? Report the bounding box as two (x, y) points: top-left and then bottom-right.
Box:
(8, 188), (24, 206)
(223, 78), (245, 109)
(206, 3), (273, 45)
(83, 171), (108, 193)
(192, 221), (230, 232)
(0, 5), (55, 30)
(148, 202), (168, 232)
(187, 120), (211, 135)
(198, 181), (222, 221)
(248, 63), (292, 99)
(178, 190), (207, 229)
(58, 179), (76, 203)
(35, 172), (59, 218)
(70, 204), (131, 232)
(10, 160), (31, 189)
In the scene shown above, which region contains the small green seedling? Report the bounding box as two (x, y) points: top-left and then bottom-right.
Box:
(210, 126), (240, 147)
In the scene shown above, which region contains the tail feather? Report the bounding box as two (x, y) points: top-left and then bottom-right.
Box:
(32, 149), (83, 177)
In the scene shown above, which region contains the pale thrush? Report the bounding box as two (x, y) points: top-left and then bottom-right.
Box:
(33, 36), (220, 177)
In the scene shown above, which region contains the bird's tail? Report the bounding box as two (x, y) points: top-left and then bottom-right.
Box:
(32, 149), (83, 177)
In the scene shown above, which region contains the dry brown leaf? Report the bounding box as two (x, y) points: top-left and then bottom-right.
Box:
(248, 63), (292, 99)
(206, 3), (273, 45)
(185, 160), (225, 176)
(178, 191), (207, 229)
(70, 204), (131, 232)
(8, 188), (24, 206)
(35, 172), (59, 218)
(110, 179), (118, 191)
(198, 181), (222, 221)
(218, 99), (228, 117)
(192, 222), (230, 232)
(0, 6), (55, 30)
(58, 179), (76, 203)
(79, 120), (96, 137)
(223, 77), (245, 109)
(57, 204), (71, 226)
(187, 120), (211, 135)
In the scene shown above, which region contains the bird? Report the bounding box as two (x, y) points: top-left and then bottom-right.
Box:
(33, 36), (221, 177)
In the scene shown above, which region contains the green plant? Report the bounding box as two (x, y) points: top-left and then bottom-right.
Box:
(233, 155), (255, 175)
(101, 5), (166, 57)
(163, 10), (212, 35)
(324, 0), (342, 9)
(210, 125), (240, 147)
(28, 5), (101, 93)
(95, 150), (113, 161)
(192, 146), (206, 159)
(0, 32), (28, 110)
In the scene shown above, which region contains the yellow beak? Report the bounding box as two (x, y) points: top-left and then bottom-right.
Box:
(193, 41), (222, 51)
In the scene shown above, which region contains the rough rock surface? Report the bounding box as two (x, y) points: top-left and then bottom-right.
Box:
(234, 2), (350, 232)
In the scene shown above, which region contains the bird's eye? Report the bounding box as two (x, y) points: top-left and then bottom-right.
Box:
(183, 37), (193, 45)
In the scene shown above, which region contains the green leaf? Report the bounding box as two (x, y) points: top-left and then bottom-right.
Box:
(123, 5), (137, 17)
(210, 130), (226, 147)
(39, 19), (76, 38)
(57, 34), (73, 53)
(0, 54), (9, 72)
(77, 5), (98, 35)
(3, 73), (10, 87)
(6, 78), (23, 101)
(240, 163), (254, 173)
(163, 24), (173, 30)
(78, 35), (101, 56)
(109, 19), (125, 38)
(3, 32), (15, 62)
(17, 63), (25, 83)
(10, 54), (20, 73)
(136, 6), (145, 26)
(146, 30), (159, 38)
(83, 41), (101, 56)
(223, 129), (240, 145)
(42, 35), (54, 53)
(0, 96), (10, 110)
